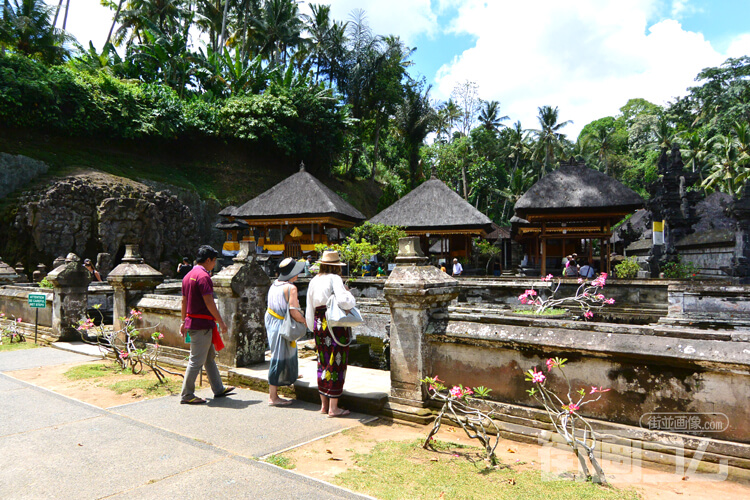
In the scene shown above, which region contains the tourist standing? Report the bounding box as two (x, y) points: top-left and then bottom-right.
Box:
(83, 259), (102, 282)
(452, 258), (463, 277)
(306, 250), (356, 417)
(265, 258), (306, 406)
(179, 245), (235, 405)
(564, 257), (579, 277)
(177, 257), (193, 279)
(304, 254), (314, 276)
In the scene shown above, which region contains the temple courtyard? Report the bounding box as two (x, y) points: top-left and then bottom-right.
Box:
(2, 343), (750, 499)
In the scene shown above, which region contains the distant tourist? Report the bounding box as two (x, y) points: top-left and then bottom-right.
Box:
(306, 250), (357, 418)
(177, 257), (193, 279)
(579, 259), (595, 278)
(440, 262), (447, 274)
(265, 258), (306, 406)
(179, 245), (235, 405)
(83, 259), (102, 282)
(564, 257), (579, 277)
(304, 254), (314, 276)
(452, 258), (463, 277)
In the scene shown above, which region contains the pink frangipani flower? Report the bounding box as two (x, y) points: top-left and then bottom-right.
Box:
(546, 358), (555, 371)
(584, 311), (594, 319)
(449, 386), (463, 398)
(605, 298), (615, 305)
(531, 370), (546, 383)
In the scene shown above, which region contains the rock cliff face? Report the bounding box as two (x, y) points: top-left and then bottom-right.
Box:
(12, 171), (222, 271)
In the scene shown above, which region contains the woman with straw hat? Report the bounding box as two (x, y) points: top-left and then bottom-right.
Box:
(306, 250), (357, 417)
(265, 257), (307, 406)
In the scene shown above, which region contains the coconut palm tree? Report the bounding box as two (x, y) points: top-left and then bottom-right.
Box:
(586, 125), (616, 175)
(478, 100), (508, 133)
(248, 0), (302, 65)
(532, 105), (571, 174)
(394, 82), (437, 189)
(435, 98), (461, 142)
(1, 0), (73, 63)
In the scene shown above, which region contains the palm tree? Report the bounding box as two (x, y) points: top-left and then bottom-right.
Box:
(248, 0), (302, 65)
(677, 130), (713, 181)
(478, 100), (508, 133)
(702, 133), (750, 195)
(104, 0), (126, 47)
(435, 98), (461, 142)
(586, 125), (615, 175)
(1, 0), (73, 63)
(532, 105), (571, 174)
(394, 83), (437, 189)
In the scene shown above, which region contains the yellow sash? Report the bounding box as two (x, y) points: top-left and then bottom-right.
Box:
(266, 308), (284, 320)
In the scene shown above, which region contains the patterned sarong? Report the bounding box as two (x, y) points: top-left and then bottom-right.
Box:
(313, 306), (350, 398)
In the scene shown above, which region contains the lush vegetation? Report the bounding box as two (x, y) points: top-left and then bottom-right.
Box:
(1, 0), (750, 223)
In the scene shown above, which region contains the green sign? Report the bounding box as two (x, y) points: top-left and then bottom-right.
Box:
(28, 294), (47, 308)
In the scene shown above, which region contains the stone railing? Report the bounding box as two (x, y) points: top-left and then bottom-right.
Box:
(0, 285), (53, 326)
(384, 236), (750, 477)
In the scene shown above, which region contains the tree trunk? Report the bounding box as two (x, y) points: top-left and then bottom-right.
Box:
(62, 0), (71, 30)
(220, 0), (230, 55)
(105, 0), (125, 47)
(370, 119), (381, 181)
(52, 0), (64, 27)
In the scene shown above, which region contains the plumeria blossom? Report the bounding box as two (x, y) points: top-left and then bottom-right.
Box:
(541, 274), (554, 282)
(531, 370), (546, 383)
(591, 273), (608, 288)
(129, 309), (142, 319)
(449, 386), (463, 398)
(604, 298), (615, 305)
(562, 403), (580, 412)
(584, 311), (594, 319)
(578, 278), (584, 284)
(546, 358), (555, 371)
(119, 351), (128, 359)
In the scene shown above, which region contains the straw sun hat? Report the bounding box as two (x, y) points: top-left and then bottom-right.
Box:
(317, 250), (346, 266)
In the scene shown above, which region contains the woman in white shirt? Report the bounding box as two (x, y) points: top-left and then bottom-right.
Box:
(306, 251), (357, 417)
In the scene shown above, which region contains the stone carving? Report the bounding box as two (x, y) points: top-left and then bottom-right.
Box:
(32, 263), (47, 283)
(11, 172), (222, 270)
(46, 253), (90, 341)
(729, 180), (750, 282)
(646, 144), (702, 276)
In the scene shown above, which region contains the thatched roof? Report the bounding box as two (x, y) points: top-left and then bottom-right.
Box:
(226, 168), (365, 222)
(369, 178), (493, 231)
(218, 205), (237, 217)
(215, 220), (250, 230)
(486, 222), (510, 241)
(514, 164), (644, 213)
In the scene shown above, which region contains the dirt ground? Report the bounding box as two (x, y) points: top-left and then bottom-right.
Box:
(8, 359), (182, 408)
(9, 359), (750, 499)
(282, 418), (750, 500)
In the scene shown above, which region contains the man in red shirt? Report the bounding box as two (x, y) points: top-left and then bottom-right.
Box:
(179, 245), (235, 404)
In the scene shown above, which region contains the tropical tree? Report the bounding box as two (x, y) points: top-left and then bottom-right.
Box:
(394, 81), (436, 189)
(478, 100), (508, 133)
(434, 98), (461, 142)
(0, 0), (73, 63)
(532, 105), (571, 174)
(248, 0), (302, 65)
(451, 80), (480, 137)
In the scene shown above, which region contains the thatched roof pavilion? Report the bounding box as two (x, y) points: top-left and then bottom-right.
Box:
(218, 165), (365, 258)
(370, 177), (493, 260)
(512, 163), (644, 276)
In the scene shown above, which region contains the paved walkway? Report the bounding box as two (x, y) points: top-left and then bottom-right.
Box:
(0, 347), (374, 499)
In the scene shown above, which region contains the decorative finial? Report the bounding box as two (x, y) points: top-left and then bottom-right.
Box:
(299, 161), (306, 172)
(430, 165), (437, 180)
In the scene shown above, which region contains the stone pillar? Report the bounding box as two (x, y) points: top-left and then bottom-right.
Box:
(46, 253), (90, 341)
(0, 257), (21, 285)
(384, 237), (459, 406)
(14, 262), (28, 283)
(107, 245), (164, 333)
(32, 264), (47, 283)
(212, 241), (271, 367)
(96, 252), (113, 280)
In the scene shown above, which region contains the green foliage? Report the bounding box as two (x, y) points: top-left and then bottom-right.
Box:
(474, 238), (502, 274)
(265, 455), (295, 469)
(38, 276), (53, 288)
(662, 258), (699, 279)
(315, 239), (378, 276)
(348, 222), (406, 264)
(614, 257), (641, 279)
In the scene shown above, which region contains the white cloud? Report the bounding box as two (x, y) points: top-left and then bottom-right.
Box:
(320, 0), (439, 43)
(433, 0), (741, 138)
(45, 0), (113, 50)
(727, 33), (750, 58)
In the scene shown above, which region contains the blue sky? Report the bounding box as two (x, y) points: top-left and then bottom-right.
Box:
(48, 0), (750, 138)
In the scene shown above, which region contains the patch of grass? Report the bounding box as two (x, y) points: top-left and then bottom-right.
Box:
(265, 455), (295, 470)
(63, 363), (124, 380)
(0, 340), (40, 352)
(513, 308), (568, 316)
(334, 439), (639, 500)
(107, 378), (181, 396)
